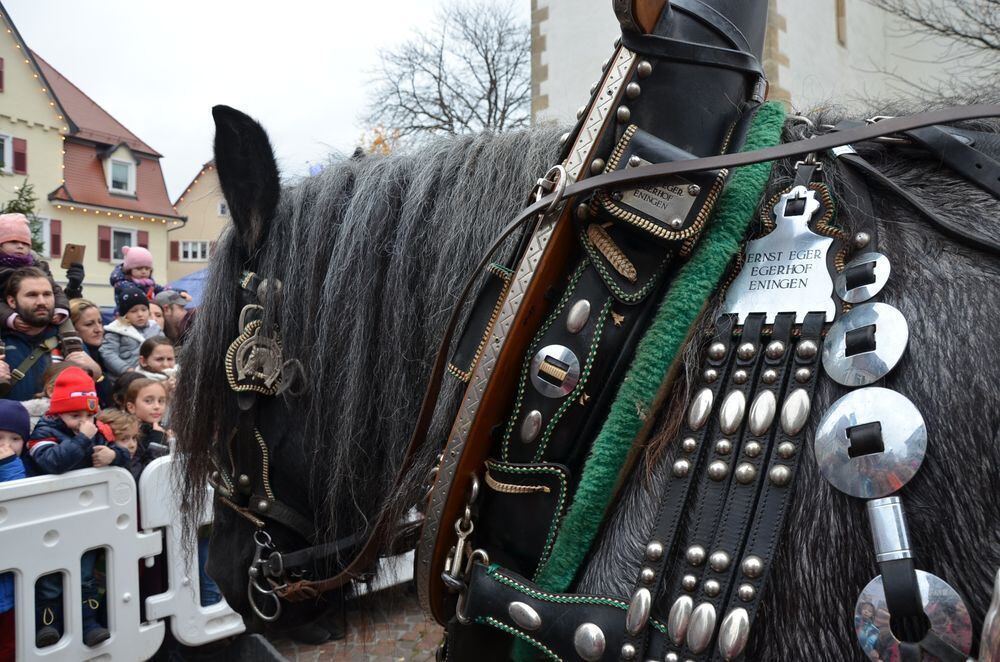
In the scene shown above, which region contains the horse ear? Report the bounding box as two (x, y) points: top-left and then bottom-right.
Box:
(212, 105), (280, 256)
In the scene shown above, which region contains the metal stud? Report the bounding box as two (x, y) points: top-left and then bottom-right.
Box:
(617, 106), (632, 123)
(637, 60), (653, 77)
(733, 369), (748, 385)
(238, 474), (250, 488)
(707, 342), (727, 360)
(602, 58), (610, 71)
(575, 203), (590, 220)
(737, 584), (756, 602)
(673, 459), (691, 478)
(566, 299), (592, 334)
(508, 602), (541, 631)
(703, 368), (719, 383)
(704, 579), (721, 597)
(682, 437), (698, 453)
(709, 551), (731, 572)
(668, 595), (694, 645)
(748, 390), (777, 436)
(577, 105), (587, 120)
(707, 461), (728, 481)
(625, 82), (641, 99)
(628, 155), (642, 168)
(794, 367), (811, 383)
(666, 654), (680, 662)
(715, 439), (732, 455)
(796, 339), (818, 360)
(257, 499), (269, 512)
(590, 158), (606, 174)
(744, 441), (762, 458)
(621, 643), (637, 660)
(640, 567), (656, 584)
(574, 623), (606, 661)
(736, 342), (756, 360)
(559, 132), (571, 145)
(686, 603), (717, 654)
(780, 388), (811, 436)
(686, 545), (706, 566)
(687, 388), (714, 430)
(769, 465), (792, 486)
(854, 231), (871, 248)
(761, 369), (778, 384)
(625, 588), (651, 636)
(741, 556), (764, 579)
(719, 390), (746, 435)
(735, 463), (756, 484)
(765, 340), (786, 359)
(681, 574), (698, 592)
(718, 608), (751, 661)
(645, 541), (664, 562)
(669, 218), (684, 230)
(777, 442), (796, 459)
(590, 81), (599, 95)
(688, 184), (701, 196)
(520, 410), (543, 444)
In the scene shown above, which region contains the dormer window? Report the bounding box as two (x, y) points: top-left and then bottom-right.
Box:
(110, 159), (134, 194)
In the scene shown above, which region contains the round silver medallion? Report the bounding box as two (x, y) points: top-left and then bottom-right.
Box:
(814, 388), (926, 498)
(530, 344), (581, 398)
(822, 303), (909, 386)
(854, 571), (972, 661)
(835, 252), (891, 304)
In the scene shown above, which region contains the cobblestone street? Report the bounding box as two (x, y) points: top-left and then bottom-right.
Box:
(271, 583), (443, 661)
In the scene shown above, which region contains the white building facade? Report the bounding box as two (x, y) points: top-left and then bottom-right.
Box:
(532, 0), (985, 123)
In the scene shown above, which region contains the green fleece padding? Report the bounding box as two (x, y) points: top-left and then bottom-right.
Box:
(531, 101), (786, 595)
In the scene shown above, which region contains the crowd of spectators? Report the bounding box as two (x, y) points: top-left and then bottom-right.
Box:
(0, 213), (208, 659)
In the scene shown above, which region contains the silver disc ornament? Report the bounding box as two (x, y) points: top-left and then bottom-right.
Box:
(835, 252), (891, 304)
(823, 302), (909, 386)
(814, 387), (926, 498)
(854, 570), (972, 661)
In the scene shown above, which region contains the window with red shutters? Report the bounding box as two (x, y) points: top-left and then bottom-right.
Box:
(50, 220), (61, 258)
(98, 225), (111, 261)
(137, 231), (149, 249)
(12, 138), (26, 174)
(0, 58), (5, 93)
(170, 241), (179, 261)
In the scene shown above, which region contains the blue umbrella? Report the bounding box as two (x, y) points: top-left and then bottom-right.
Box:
(168, 268), (210, 308)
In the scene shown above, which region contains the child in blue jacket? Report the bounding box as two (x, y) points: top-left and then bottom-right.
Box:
(25, 367), (129, 648)
(0, 400), (30, 661)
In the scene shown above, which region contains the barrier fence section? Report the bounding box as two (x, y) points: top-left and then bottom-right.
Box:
(0, 460), (244, 661)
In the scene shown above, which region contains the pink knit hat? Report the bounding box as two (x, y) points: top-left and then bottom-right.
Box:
(0, 213), (32, 246)
(122, 245), (153, 271)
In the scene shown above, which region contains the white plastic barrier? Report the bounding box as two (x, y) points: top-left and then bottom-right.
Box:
(139, 455), (244, 646)
(0, 467), (164, 661)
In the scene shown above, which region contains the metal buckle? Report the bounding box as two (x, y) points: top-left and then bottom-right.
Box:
(247, 530), (286, 622)
(533, 165), (568, 213)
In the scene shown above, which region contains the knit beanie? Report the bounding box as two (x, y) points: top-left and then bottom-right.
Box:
(118, 285), (150, 316)
(122, 246), (153, 272)
(0, 399), (30, 441)
(0, 213), (33, 246)
(48, 367), (99, 415)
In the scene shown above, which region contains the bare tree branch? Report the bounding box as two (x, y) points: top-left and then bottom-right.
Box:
(365, 1), (531, 140)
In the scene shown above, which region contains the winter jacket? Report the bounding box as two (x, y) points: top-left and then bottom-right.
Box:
(109, 264), (164, 306)
(0, 454), (26, 612)
(1, 326), (60, 402)
(98, 319), (162, 378)
(127, 423), (169, 481)
(24, 415), (130, 477)
(0, 254), (71, 329)
(22, 397), (49, 429)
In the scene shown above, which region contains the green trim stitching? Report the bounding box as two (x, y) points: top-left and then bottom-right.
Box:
(485, 461), (569, 574)
(478, 616), (561, 661)
(579, 227), (672, 304)
(532, 297), (611, 462)
(500, 260), (590, 461)
(487, 566), (667, 633)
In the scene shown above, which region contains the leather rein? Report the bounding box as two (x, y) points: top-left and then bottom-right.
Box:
(212, 103), (1000, 618)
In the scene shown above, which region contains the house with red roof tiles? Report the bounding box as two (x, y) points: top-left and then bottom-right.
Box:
(170, 161), (228, 281)
(0, 4), (184, 306)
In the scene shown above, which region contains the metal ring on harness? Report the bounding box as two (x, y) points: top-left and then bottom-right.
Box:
(534, 165), (569, 213)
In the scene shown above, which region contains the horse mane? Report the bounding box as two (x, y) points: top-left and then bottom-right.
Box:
(173, 127), (565, 549)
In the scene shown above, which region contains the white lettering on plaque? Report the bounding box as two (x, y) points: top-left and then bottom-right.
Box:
(723, 186), (836, 323)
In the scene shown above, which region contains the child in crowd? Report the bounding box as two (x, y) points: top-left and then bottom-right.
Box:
(123, 378), (170, 456)
(0, 213), (83, 353)
(135, 336), (177, 385)
(25, 367), (129, 647)
(109, 246), (163, 305)
(22, 362), (77, 428)
(96, 409), (145, 481)
(100, 285), (162, 379)
(0, 400), (30, 662)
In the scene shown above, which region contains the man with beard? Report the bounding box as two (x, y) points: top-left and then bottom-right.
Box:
(153, 290), (194, 346)
(1, 267), (102, 402)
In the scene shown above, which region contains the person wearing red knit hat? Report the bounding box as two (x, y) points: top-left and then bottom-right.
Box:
(24, 366), (128, 648)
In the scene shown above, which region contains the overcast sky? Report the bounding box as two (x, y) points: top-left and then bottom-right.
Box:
(5, 0), (528, 200)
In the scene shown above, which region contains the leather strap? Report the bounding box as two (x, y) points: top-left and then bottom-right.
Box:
(0, 335), (59, 397)
(621, 30), (764, 79)
(667, 0), (753, 51)
(906, 125), (1000, 199)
